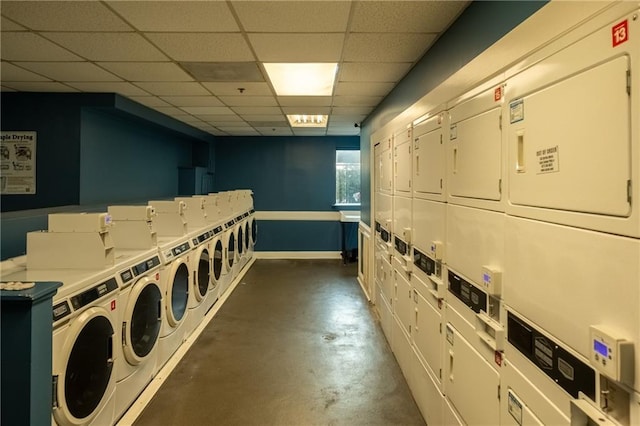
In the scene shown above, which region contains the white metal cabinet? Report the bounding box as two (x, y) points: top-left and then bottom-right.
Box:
(378, 288), (394, 345)
(505, 5), (640, 238)
(394, 127), (412, 196)
(393, 195), (412, 255)
(413, 112), (447, 202)
(392, 314), (414, 387)
(378, 136), (393, 194)
(448, 78), (505, 211)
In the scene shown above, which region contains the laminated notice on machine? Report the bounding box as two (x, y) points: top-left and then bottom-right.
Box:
(536, 146), (559, 174)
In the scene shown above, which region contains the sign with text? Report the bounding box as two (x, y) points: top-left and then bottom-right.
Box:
(1, 131), (37, 194)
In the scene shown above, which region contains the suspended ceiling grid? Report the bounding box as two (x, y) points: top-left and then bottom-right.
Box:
(0, 1), (468, 137)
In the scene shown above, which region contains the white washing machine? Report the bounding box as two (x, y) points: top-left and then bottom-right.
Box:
(199, 194), (229, 305)
(246, 208), (257, 260)
(2, 261), (120, 426)
(108, 205), (163, 421)
(221, 216), (238, 295)
(149, 200), (194, 372)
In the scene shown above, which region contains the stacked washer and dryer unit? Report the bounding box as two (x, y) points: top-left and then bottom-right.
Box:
(372, 4), (640, 425)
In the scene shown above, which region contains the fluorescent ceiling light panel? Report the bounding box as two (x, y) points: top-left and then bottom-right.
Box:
(287, 114), (328, 128)
(264, 63), (337, 96)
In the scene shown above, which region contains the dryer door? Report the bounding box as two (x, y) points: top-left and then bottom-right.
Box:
(166, 259), (190, 327)
(226, 231), (236, 269)
(212, 238), (224, 286)
(251, 218), (258, 246)
(123, 276), (162, 365)
(244, 221), (250, 249)
(237, 225), (244, 257)
(54, 307), (115, 425)
(194, 246), (210, 302)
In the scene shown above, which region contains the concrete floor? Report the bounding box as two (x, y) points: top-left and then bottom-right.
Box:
(134, 259), (426, 426)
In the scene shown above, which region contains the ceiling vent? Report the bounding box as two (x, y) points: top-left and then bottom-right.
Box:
(180, 62), (264, 82)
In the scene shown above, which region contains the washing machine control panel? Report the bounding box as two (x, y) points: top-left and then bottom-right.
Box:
(53, 300), (72, 322)
(212, 225), (223, 235)
(225, 220), (235, 228)
(171, 241), (191, 257)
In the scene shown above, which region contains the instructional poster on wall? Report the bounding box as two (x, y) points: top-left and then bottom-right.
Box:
(1, 131), (37, 194)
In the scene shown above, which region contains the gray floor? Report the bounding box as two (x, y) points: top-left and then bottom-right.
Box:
(134, 259), (425, 426)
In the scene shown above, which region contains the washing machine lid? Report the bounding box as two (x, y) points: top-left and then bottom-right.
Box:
(54, 307), (115, 424)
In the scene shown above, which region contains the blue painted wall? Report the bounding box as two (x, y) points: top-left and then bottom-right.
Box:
(360, 1), (547, 225)
(79, 109), (192, 204)
(0, 93), (214, 259)
(215, 136), (359, 252)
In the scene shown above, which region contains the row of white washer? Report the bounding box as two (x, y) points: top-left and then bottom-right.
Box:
(0, 190), (257, 426)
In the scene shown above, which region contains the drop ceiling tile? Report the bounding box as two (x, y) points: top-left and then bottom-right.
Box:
(1, 86), (17, 92)
(1, 32), (82, 61)
(66, 82), (149, 96)
(334, 82), (395, 97)
(332, 95), (382, 107)
(344, 33), (437, 63)
(281, 106), (330, 115)
(241, 115), (287, 122)
(277, 97), (332, 107)
(107, 1), (238, 32)
(327, 127), (360, 136)
(202, 82), (272, 96)
(42, 33), (167, 62)
(292, 128), (327, 136)
(232, 1), (350, 32)
(129, 96), (171, 108)
(160, 96), (223, 107)
(98, 62), (194, 82)
(196, 114), (244, 122)
(182, 106), (234, 115)
(0, 62), (50, 81)
(1, 81), (77, 92)
(350, 1), (468, 33)
(255, 127), (293, 136)
(14, 62), (121, 82)
(146, 33), (253, 62)
(249, 33), (343, 62)
(1, 17), (26, 31)
(174, 116), (205, 124)
(329, 114), (367, 123)
(332, 106), (374, 115)
(207, 129), (230, 136)
(217, 127), (260, 136)
(154, 106), (185, 116)
(218, 96), (277, 107)
(1, 1), (132, 31)
(210, 121), (251, 127)
(135, 82), (210, 96)
(231, 106), (282, 115)
(340, 62), (412, 82)
(247, 121), (288, 127)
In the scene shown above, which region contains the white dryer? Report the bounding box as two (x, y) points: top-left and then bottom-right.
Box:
(113, 250), (162, 421)
(148, 200), (194, 371)
(221, 216), (238, 295)
(108, 205), (163, 421)
(200, 194), (229, 305)
(176, 197), (216, 338)
(2, 262), (120, 426)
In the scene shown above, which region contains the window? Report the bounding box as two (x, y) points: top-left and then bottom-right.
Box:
(336, 150), (360, 205)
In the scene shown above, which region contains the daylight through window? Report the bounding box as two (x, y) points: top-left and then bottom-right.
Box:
(336, 150), (360, 205)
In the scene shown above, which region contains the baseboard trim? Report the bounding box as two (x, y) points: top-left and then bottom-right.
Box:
(255, 251), (341, 260)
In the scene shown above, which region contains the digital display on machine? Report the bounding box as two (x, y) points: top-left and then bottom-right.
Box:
(171, 242), (191, 257)
(213, 226), (223, 234)
(132, 256), (160, 276)
(52, 301), (71, 321)
(226, 220), (235, 228)
(120, 269), (133, 283)
(236, 215), (243, 221)
(594, 340), (608, 357)
(197, 232), (209, 242)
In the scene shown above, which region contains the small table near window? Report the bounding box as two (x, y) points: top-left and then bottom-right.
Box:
(339, 211), (360, 264)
